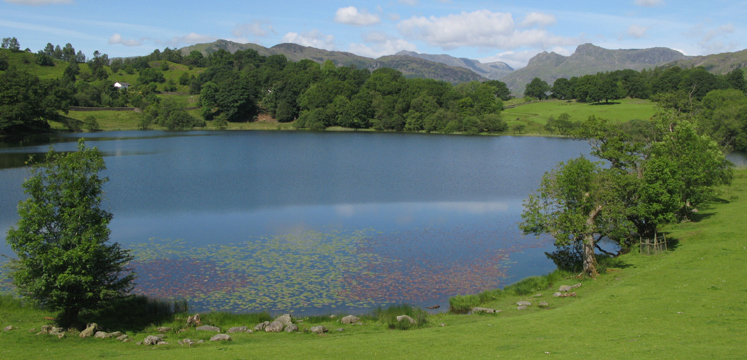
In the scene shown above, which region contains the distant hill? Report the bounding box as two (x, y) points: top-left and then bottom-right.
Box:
(661, 49), (747, 74)
(394, 50), (513, 80)
(180, 40), (485, 84)
(501, 43), (689, 95)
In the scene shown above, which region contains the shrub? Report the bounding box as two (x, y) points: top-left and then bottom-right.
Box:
(83, 115), (100, 132)
(370, 304), (427, 330)
(449, 294), (481, 313)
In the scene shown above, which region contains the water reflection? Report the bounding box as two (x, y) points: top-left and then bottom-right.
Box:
(0, 131), (589, 314)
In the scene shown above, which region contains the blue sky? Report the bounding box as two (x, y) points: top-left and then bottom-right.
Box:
(1, 0), (745, 68)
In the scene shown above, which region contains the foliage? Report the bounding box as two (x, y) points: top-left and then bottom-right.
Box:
(83, 115), (101, 132)
(524, 77), (550, 99)
(370, 304), (428, 330)
(0, 68), (65, 135)
(5, 140), (135, 326)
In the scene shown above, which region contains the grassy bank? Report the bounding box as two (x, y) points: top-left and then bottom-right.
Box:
(49, 97), (656, 135)
(2, 168), (745, 359)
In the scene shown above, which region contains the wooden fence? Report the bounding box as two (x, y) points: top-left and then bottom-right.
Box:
(640, 233), (667, 255)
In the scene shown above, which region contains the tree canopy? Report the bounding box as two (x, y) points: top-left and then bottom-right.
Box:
(6, 140), (135, 326)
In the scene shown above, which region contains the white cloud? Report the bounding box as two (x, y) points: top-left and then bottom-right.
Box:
(349, 32), (417, 58)
(232, 21), (274, 38)
(520, 12), (556, 28)
(634, 0), (664, 6)
(334, 6), (381, 26)
(686, 22), (737, 54)
(398, 0), (418, 5)
(3, 0), (73, 5)
(398, 10), (575, 50)
(627, 25), (648, 38)
(282, 29), (336, 50)
(156, 33), (218, 47)
(108, 33), (142, 47)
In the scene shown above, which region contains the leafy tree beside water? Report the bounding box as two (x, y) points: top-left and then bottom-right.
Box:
(6, 140), (135, 326)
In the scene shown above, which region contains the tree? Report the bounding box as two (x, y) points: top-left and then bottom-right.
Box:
(2, 37), (20, 51)
(524, 77), (550, 99)
(520, 157), (635, 277)
(6, 140), (135, 326)
(0, 68), (64, 135)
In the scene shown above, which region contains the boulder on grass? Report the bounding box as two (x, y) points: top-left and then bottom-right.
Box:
(143, 335), (163, 345)
(94, 331), (111, 339)
(396, 315), (416, 324)
(79, 323), (99, 338)
(265, 321), (284, 333)
(254, 321), (270, 331)
(227, 326), (248, 334)
(341, 315), (360, 324)
(210, 334), (231, 342)
(273, 314), (293, 327)
(285, 324), (299, 333)
(309, 326), (328, 334)
(196, 325), (221, 332)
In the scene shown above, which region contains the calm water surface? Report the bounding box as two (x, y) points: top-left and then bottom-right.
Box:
(0, 131), (600, 314)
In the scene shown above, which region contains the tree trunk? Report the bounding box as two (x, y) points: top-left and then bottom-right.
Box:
(583, 205), (603, 278)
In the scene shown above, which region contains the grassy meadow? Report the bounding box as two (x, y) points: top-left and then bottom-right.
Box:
(2, 168), (745, 359)
(503, 98), (657, 134)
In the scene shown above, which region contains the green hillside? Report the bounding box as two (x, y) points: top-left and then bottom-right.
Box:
(502, 98), (657, 134)
(2, 168), (745, 359)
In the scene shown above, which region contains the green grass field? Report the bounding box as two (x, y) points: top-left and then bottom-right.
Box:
(2, 168), (745, 359)
(503, 98), (657, 135)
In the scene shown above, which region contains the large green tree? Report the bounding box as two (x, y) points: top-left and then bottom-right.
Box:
(0, 68), (66, 135)
(6, 140), (135, 326)
(524, 77), (550, 99)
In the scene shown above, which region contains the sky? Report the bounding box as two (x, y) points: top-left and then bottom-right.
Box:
(1, 0), (745, 69)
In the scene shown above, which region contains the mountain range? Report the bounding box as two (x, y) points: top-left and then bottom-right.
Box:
(180, 40), (747, 95)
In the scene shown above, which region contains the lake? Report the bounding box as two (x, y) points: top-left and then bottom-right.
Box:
(2, 131), (740, 315)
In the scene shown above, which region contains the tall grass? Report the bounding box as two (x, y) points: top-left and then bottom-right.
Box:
(449, 270), (573, 313)
(369, 304), (428, 330)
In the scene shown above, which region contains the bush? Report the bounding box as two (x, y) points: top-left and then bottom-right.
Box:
(448, 294), (481, 313)
(370, 304), (427, 330)
(83, 115), (100, 132)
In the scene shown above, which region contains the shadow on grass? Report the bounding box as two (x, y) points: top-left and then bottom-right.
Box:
(589, 101), (621, 106)
(78, 295), (187, 332)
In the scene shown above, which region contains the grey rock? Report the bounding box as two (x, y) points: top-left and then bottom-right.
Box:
(471, 307), (497, 314)
(50, 327), (65, 336)
(341, 315), (360, 324)
(179, 338), (195, 346)
(517, 306), (527, 310)
(309, 325), (328, 334)
(254, 321), (270, 331)
(227, 326), (248, 333)
(117, 334), (129, 341)
(186, 313), (201, 327)
(533, 293), (543, 297)
(143, 335), (163, 345)
(121, 338), (132, 343)
(396, 315), (416, 324)
(571, 283), (583, 289)
(196, 325), (221, 332)
(210, 334), (231, 342)
(330, 315), (337, 319)
(4, 325), (15, 331)
(285, 324), (299, 333)
(157, 327), (172, 333)
(245, 329), (254, 333)
(136, 341), (143, 345)
(197, 340), (205, 344)
(109, 331), (123, 337)
(559, 285), (573, 292)
(79, 323), (99, 338)
(552, 292), (562, 297)
(157, 341), (168, 345)
(336, 328), (345, 332)
(94, 331), (111, 339)
(274, 314), (293, 327)
(539, 302), (549, 307)
(39, 325), (52, 334)
(516, 301), (532, 306)
(265, 321), (284, 333)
